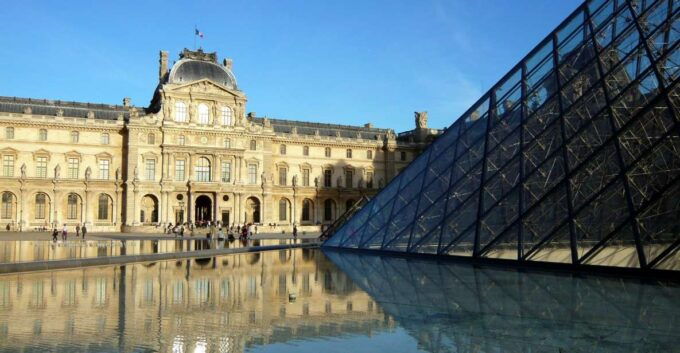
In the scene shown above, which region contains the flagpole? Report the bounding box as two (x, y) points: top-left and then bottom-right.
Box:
(193, 25), (196, 50)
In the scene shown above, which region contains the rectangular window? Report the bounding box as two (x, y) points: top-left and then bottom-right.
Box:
(5, 127), (14, 139)
(145, 159), (155, 181)
(345, 170), (353, 188)
(2, 156), (13, 177)
(400, 151), (407, 161)
(248, 164), (257, 184)
(175, 160), (185, 181)
(101, 133), (109, 145)
(67, 158), (79, 179)
(221, 162), (231, 183)
(303, 146), (309, 156)
(39, 129), (47, 141)
(36, 156), (47, 178)
(99, 159), (110, 180)
(325, 147), (331, 157)
(324, 170), (332, 187)
(71, 131), (79, 143)
(367, 172), (374, 189)
(302, 169), (310, 187)
(367, 150), (373, 159)
(346, 149), (352, 158)
(279, 168), (287, 186)
(35, 198), (46, 219)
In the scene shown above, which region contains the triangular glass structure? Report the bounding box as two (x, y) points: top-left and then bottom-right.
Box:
(324, 0), (680, 272)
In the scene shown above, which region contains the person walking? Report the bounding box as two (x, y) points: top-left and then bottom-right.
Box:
(51, 228), (58, 241)
(82, 224), (87, 239)
(293, 224), (298, 238)
(75, 224), (81, 238)
(62, 224), (68, 241)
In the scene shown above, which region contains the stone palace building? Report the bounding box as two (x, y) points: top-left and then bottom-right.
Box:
(0, 49), (440, 232)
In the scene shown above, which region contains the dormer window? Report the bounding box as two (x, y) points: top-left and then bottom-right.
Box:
(250, 140), (257, 151)
(174, 101), (188, 122)
(221, 107), (233, 126)
(198, 104), (210, 125)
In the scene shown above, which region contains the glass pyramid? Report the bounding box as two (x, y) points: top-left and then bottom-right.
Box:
(324, 0), (680, 271)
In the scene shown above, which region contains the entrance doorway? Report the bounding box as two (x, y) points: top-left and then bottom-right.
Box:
(245, 197), (260, 224)
(195, 195), (212, 222)
(221, 211), (230, 226)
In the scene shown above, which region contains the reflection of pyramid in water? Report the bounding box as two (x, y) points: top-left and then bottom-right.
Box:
(324, 0), (680, 271)
(323, 250), (680, 352)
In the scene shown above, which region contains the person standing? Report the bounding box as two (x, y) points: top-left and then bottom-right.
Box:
(52, 228), (58, 241)
(82, 224), (87, 239)
(293, 224), (298, 238)
(75, 224), (81, 238)
(62, 224), (68, 241)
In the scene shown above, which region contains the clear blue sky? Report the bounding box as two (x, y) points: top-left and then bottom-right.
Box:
(0, 0), (581, 132)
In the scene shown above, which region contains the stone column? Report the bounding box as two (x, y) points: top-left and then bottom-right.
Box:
(114, 188), (121, 227)
(160, 192), (167, 224)
(213, 192), (219, 223)
(188, 189), (194, 224)
(84, 189), (91, 227)
(132, 188), (139, 225)
(212, 155), (219, 183)
(19, 187), (26, 232)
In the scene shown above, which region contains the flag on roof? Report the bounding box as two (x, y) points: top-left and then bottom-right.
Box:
(195, 28), (204, 38)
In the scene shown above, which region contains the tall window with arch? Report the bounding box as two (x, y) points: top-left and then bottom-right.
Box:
(35, 193), (47, 219)
(174, 101), (188, 122)
(345, 170), (353, 188)
(145, 159), (155, 181)
(221, 106), (233, 125)
(1, 192), (13, 219)
(147, 133), (155, 145)
(250, 140), (257, 151)
(324, 147), (331, 157)
(324, 199), (334, 221)
(39, 129), (47, 141)
(98, 194), (110, 220)
(198, 104), (210, 125)
(280, 144), (286, 155)
(303, 146), (309, 156)
(302, 199), (313, 222)
(67, 194), (78, 219)
(279, 199), (289, 222)
(195, 157), (211, 182)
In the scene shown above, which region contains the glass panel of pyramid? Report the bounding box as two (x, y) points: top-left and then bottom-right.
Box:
(324, 0), (680, 271)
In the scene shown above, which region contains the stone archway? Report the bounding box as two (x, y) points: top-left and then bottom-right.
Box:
(245, 197), (260, 224)
(140, 194), (158, 224)
(195, 195), (212, 222)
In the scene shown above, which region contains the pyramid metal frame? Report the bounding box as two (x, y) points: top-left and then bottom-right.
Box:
(324, 0), (680, 272)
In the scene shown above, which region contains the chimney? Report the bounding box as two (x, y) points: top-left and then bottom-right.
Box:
(223, 58), (233, 70)
(159, 50), (169, 81)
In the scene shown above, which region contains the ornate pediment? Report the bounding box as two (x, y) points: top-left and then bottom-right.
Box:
(170, 79), (243, 97)
(64, 150), (82, 161)
(95, 152), (113, 160)
(0, 147), (18, 156)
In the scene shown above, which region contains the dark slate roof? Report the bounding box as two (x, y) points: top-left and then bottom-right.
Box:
(0, 96), (131, 120)
(252, 117), (390, 140)
(168, 59), (237, 89)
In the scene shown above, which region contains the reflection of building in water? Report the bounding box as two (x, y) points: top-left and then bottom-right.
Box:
(0, 249), (394, 352)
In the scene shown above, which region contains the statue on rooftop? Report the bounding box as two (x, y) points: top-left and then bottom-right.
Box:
(415, 111), (428, 129)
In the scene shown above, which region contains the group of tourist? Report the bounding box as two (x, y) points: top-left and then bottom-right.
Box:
(163, 221), (264, 240)
(50, 224), (87, 241)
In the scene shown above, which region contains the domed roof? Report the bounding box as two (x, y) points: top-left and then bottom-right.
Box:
(167, 49), (238, 89)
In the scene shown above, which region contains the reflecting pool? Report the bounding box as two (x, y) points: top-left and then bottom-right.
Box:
(0, 248), (678, 352)
(0, 238), (314, 264)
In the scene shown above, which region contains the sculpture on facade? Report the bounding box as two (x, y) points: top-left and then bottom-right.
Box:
(133, 166), (139, 181)
(314, 177), (319, 188)
(20, 164), (26, 179)
(292, 175), (298, 186)
(54, 165), (60, 179)
(115, 168), (121, 181)
(85, 167), (92, 181)
(415, 111), (428, 129)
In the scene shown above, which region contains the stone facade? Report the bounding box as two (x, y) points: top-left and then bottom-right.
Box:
(0, 49), (440, 232)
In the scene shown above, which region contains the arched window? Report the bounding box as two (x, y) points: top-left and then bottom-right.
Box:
(67, 194), (78, 219)
(195, 157), (211, 182)
(178, 135), (185, 146)
(346, 149), (352, 158)
(303, 146), (309, 156)
(98, 194), (110, 220)
(39, 129), (47, 141)
(35, 193), (47, 219)
(1, 192), (13, 219)
(324, 199), (335, 221)
(174, 101), (188, 122)
(302, 199), (313, 222)
(250, 140), (257, 151)
(221, 106), (233, 125)
(280, 144), (286, 155)
(148, 133), (155, 145)
(324, 147), (331, 157)
(279, 198), (289, 222)
(198, 104), (210, 124)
